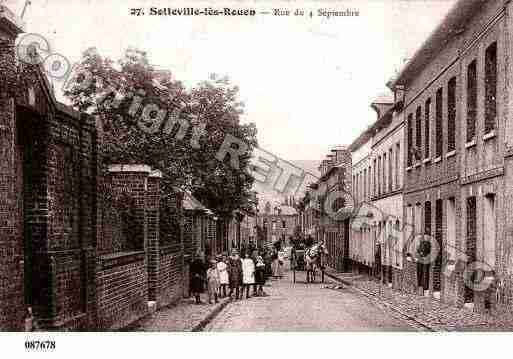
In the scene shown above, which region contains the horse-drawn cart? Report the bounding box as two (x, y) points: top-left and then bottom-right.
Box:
(292, 248), (305, 271)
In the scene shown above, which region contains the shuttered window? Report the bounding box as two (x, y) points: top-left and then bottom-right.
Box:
(435, 88), (443, 158)
(467, 60), (477, 142)
(485, 42), (497, 134)
(448, 77), (456, 152)
(424, 98), (431, 158)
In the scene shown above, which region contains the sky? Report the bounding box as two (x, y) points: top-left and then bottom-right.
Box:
(6, 0), (456, 162)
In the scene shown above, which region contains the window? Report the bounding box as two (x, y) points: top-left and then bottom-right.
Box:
(416, 106), (422, 160)
(367, 166), (371, 198)
(389, 148), (393, 192)
(363, 168), (367, 200)
(434, 199), (443, 292)
(484, 194), (496, 269)
(377, 156), (381, 196)
(485, 42), (497, 134)
(383, 153), (387, 194)
(465, 196), (477, 303)
(435, 88), (443, 158)
(467, 60), (477, 142)
(395, 143), (400, 189)
(407, 114), (413, 166)
(447, 198), (456, 263)
(357, 173), (360, 203)
(448, 77), (456, 152)
(424, 98), (431, 159)
(282, 220), (286, 228)
(373, 159), (377, 196)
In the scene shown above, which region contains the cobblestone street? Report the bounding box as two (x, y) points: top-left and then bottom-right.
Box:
(204, 267), (417, 331)
(325, 270), (513, 331)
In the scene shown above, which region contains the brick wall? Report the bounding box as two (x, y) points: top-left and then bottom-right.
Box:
(96, 252), (147, 330)
(158, 249), (185, 308)
(0, 95), (24, 330)
(95, 167), (151, 329)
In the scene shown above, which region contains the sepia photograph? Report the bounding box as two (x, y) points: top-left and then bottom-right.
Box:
(1, 0), (512, 356)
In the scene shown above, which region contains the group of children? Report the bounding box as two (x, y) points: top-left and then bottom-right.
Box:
(204, 249), (269, 304)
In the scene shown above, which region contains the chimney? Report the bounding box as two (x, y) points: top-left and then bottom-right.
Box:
(331, 145), (349, 166)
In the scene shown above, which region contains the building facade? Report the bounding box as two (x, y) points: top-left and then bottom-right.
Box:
(369, 97), (405, 290)
(391, 0), (513, 312)
(257, 204), (297, 249)
(297, 146), (352, 272)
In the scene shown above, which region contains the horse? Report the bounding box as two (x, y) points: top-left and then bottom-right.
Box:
(305, 243), (328, 283)
(305, 254), (318, 283)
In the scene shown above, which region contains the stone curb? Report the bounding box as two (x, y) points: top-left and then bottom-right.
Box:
(190, 298), (231, 332)
(324, 271), (442, 332)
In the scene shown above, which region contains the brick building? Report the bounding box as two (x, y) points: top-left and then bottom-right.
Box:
(349, 128), (374, 275)
(0, 6), (193, 330)
(257, 203), (297, 249)
(390, 0), (513, 312)
(369, 95), (405, 289)
(182, 191), (218, 258)
(0, 6), (100, 330)
(297, 146), (352, 272)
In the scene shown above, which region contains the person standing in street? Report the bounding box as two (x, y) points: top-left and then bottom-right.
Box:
(255, 255), (267, 296)
(206, 259), (220, 304)
(277, 250), (285, 278)
(190, 250), (206, 304)
(217, 254), (229, 298)
(271, 248), (279, 278)
(251, 249), (259, 296)
(228, 249), (243, 300)
(242, 252), (255, 299)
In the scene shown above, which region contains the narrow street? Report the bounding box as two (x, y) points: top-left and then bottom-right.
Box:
(205, 264), (417, 331)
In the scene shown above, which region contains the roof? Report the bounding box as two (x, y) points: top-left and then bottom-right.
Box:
(348, 125), (374, 153)
(390, 0), (487, 88)
(0, 5), (24, 37)
(183, 191), (208, 212)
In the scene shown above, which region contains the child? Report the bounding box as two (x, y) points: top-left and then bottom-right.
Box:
(241, 252), (255, 299)
(255, 256), (266, 296)
(206, 259), (220, 304)
(228, 249), (243, 300)
(217, 254), (229, 298)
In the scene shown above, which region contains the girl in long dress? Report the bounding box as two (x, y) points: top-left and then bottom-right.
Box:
(217, 254), (229, 298)
(277, 251), (285, 278)
(206, 260), (220, 304)
(271, 249), (279, 278)
(241, 252), (255, 299)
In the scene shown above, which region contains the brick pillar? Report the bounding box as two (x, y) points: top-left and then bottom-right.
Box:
(146, 170), (161, 302)
(0, 9), (25, 330)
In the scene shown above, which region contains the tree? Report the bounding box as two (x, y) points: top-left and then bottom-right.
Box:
(64, 47), (258, 222)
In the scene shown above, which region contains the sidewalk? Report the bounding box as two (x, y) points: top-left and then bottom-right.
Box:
(325, 268), (513, 331)
(123, 293), (231, 332)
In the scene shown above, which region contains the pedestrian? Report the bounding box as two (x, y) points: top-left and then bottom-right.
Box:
(264, 249), (272, 282)
(206, 259), (220, 304)
(255, 255), (267, 296)
(271, 249), (279, 278)
(190, 250), (206, 304)
(251, 249), (259, 296)
(217, 254), (229, 298)
(227, 249), (243, 300)
(242, 251), (255, 299)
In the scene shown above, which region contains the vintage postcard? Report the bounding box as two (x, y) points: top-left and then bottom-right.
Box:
(0, 0), (511, 357)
